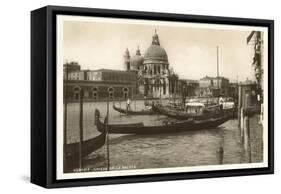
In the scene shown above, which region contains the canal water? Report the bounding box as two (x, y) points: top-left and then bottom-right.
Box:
(65, 100), (263, 172)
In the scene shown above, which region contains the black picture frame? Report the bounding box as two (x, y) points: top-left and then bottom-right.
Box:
(31, 5), (274, 188)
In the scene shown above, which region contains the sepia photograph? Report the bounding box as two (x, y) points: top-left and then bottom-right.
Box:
(56, 14), (269, 180)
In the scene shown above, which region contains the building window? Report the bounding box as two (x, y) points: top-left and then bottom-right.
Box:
(91, 87), (99, 99)
(93, 92), (97, 99)
(108, 87), (114, 92)
(163, 81), (166, 95)
(108, 87), (114, 99)
(123, 87), (129, 99)
(73, 86), (81, 100)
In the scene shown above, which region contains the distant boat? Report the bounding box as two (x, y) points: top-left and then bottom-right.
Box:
(95, 109), (228, 134)
(169, 100), (182, 107)
(113, 104), (156, 115)
(152, 104), (222, 120)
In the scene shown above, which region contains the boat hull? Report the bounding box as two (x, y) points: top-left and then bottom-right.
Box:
(65, 119), (106, 171)
(152, 104), (222, 120)
(113, 104), (156, 115)
(95, 108), (228, 134)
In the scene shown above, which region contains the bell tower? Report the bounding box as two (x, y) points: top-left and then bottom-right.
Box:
(124, 48), (131, 71)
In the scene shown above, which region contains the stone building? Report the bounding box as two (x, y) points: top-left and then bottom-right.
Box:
(179, 79), (199, 97)
(67, 70), (89, 80)
(247, 31), (264, 95)
(65, 80), (135, 101)
(228, 82), (239, 99)
(64, 64), (137, 101)
(198, 76), (229, 97)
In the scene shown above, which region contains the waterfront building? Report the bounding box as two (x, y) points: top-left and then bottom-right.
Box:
(64, 61), (81, 72)
(87, 69), (137, 84)
(179, 79), (199, 97)
(228, 82), (239, 99)
(64, 64), (137, 101)
(198, 76), (229, 97)
(67, 70), (89, 80)
(247, 31), (264, 94)
(65, 79), (136, 101)
(239, 80), (259, 107)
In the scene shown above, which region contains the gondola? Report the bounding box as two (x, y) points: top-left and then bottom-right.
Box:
(95, 108), (229, 134)
(65, 121), (106, 170)
(151, 104), (222, 120)
(113, 103), (156, 115)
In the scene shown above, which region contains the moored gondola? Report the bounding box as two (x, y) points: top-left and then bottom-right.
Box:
(113, 103), (156, 115)
(65, 121), (106, 171)
(95, 109), (228, 134)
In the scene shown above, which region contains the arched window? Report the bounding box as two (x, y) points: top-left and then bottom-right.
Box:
(73, 86), (81, 100)
(123, 87), (129, 99)
(163, 80), (166, 95)
(92, 87), (99, 99)
(108, 87), (114, 92)
(108, 87), (115, 99)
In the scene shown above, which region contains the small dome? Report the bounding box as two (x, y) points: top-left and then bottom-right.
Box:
(130, 46), (144, 69)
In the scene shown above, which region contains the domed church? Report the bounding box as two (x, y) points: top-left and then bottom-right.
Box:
(124, 30), (175, 98)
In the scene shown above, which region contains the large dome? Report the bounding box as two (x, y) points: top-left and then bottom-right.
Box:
(144, 30), (169, 64)
(144, 45), (168, 62)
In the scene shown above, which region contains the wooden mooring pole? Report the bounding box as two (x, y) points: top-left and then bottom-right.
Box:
(119, 100), (121, 117)
(240, 107), (244, 141)
(106, 97), (110, 171)
(243, 116), (252, 163)
(216, 146), (224, 165)
(237, 84), (252, 163)
(237, 85), (242, 127)
(79, 88), (84, 169)
(63, 64), (68, 170)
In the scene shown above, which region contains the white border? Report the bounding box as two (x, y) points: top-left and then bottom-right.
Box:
(56, 15), (269, 180)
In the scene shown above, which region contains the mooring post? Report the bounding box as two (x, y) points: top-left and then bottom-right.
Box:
(237, 85), (242, 128)
(245, 93), (251, 108)
(240, 107), (244, 141)
(79, 88), (84, 169)
(216, 146), (224, 165)
(260, 103), (264, 125)
(243, 116), (252, 163)
(119, 100), (121, 117)
(106, 97), (110, 171)
(63, 63), (68, 170)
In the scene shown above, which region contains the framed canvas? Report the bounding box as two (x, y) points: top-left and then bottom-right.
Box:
(31, 5), (274, 188)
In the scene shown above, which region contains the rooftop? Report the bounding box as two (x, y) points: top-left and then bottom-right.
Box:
(90, 69), (136, 73)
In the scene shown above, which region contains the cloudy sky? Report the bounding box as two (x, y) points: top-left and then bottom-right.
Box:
(62, 17), (259, 82)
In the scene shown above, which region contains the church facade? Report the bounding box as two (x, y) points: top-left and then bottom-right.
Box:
(124, 30), (179, 98)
